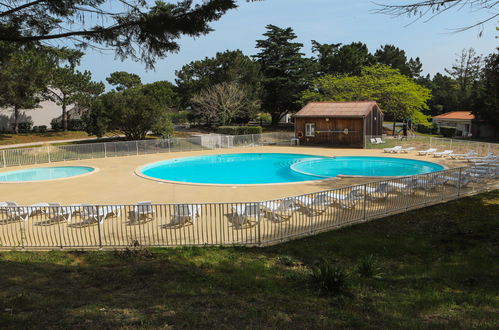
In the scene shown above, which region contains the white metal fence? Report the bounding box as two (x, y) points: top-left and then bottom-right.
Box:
(1, 164), (497, 250)
(365, 135), (499, 156)
(0, 132), (295, 168)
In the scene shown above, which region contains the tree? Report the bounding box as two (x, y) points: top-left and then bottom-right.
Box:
(423, 73), (460, 115)
(0, 45), (52, 133)
(0, 0), (244, 68)
(311, 40), (342, 75)
(375, 0), (498, 34)
(374, 45), (411, 76)
(85, 82), (177, 140)
(47, 50), (104, 131)
(175, 49), (261, 108)
(445, 48), (483, 107)
(470, 51), (499, 130)
(106, 72), (142, 91)
(301, 65), (432, 130)
(191, 82), (260, 126)
(408, 57), (423, 78)
(253, 24), (310, 125)
(327, 42), (374, 75)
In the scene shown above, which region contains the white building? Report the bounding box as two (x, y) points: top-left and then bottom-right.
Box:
(0, 100), (70, 132)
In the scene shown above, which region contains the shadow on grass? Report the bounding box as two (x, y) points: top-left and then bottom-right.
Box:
(0, 191), (497, 328)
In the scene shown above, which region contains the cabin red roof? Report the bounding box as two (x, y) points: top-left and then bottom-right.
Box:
(433, 111), (475, 120)
(294, 101), (380, 118)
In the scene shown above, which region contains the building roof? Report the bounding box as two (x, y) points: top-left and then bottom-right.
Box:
(294, 101), (380, 118)
(433, 111), (475, 120)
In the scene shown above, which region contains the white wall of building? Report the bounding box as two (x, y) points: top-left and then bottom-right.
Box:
(0, 100), (62, 131)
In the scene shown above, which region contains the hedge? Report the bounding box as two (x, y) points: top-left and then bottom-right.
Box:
(51, 118), (86, 131)
(439, 126), (456, 137)
(217, 126), (263, 135)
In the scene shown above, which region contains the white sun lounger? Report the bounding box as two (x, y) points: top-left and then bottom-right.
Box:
(295, 192), (334, 214)
(131, 201), (155, 222)
(449, 150), (476, 159)
(262, 198), (300, 221)
(232, 203), (262, 226)
(396, 147), (415, 154)
(173, 204), (201, 225)
(326, 188), (363, 208)
(375, 137), (386, 144)
(466, 152), (495, 162)
(5, 202), (50, 221)
(418, 148), (437, 156)
(82, 205), (121, 224)
(384, 146), (402, 153)
(364, 182), (390, 199)
(433, 150), (453, 158)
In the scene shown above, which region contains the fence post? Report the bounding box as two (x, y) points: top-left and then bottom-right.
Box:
(2, 150), (5, 167)
(104, 143), (107, 158)
(96, 206), (103, 249)
(457, 168), (462, 197)
(136, 141), (139, 155)
(47, 145), (51, 163)
(257, 202), (262, 246)
(363, 184), (367, 221)
(430, 137), (433, 149)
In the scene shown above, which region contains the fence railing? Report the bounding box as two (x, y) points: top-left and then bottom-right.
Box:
(1, 164), (497, 249)
(366, 135), (499, 156)
(0, 132), (295, 168)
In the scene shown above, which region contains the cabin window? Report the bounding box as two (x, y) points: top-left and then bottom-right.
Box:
(305, 123), (315, 137)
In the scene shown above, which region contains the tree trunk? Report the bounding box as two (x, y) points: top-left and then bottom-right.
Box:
(13, 105), (19, 134)
(62, 103), (68, 131)
(392, 121), (396, 137)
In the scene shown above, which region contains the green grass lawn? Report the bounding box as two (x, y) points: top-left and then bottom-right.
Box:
(1, 191), (498, 329)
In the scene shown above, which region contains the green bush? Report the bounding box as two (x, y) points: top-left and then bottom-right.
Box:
(310, 259), (349, 296)
(12, 121), (33, 133)
(171, 111), (189, 124)
(439, 126), (456, 137)
(416, 123), (438, 134)
(50, 118), (86, 131)
(32, 125), (47, 133)
(217, 126), (263, 135)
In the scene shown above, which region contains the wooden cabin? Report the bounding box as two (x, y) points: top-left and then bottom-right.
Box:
(294, 101), (383, 148)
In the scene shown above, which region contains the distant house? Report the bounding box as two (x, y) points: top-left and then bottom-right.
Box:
(294, 101), (383, 148)
(432, 111), (496, 138)
(0, 100), (82, 132)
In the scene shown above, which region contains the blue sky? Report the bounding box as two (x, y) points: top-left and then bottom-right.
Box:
(79, 0), (497, 88)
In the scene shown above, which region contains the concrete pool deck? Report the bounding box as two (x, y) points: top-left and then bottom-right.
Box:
(0, 146), (465, 205)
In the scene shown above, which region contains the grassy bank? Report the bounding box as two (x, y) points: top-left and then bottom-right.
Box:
(1, 191), (498, 329)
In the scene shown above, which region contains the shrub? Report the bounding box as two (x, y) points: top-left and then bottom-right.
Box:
(68, 119), (86, 131)
(12, 121), (33, 133)
(50, 118), (62, 131)
(439, 126), (456, 137)
(356, 254), (382, 279)
(217, 126), (263, 135)
(50, 118), (86, 131)
(310, 259), (349, 296)
(416, 123), (438, 134)
(171, 111), (189, 124)
(32, 125), (47, 133)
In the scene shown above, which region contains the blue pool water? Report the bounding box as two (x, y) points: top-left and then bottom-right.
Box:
(0, 166), (95, 182)
(140, 153), (444, 185)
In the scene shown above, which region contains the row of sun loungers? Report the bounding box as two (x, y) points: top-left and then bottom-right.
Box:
(0, 202), (200, 225)
(2, 162), (496, 227)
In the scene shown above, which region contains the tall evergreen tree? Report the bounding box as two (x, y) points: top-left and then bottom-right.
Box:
(470, 51), (498, 130)
(47, 50), (104, 131)
(0, 45), (52, 133)
(253, 24), (310, 125)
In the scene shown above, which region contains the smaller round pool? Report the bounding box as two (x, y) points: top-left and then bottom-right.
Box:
(0, 166), (95, 182)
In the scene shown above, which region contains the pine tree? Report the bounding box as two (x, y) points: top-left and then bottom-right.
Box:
(253, 25), (310, 125)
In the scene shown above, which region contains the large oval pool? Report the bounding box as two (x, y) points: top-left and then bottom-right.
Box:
(139, 153), (444, 185)
(0, 166), (95, 182)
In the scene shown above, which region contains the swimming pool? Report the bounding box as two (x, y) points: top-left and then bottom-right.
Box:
(0, 166), (95, 182)
(138, 153), (444, 185)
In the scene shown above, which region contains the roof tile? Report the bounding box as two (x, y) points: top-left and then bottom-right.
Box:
(294, 101), (379, 117)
